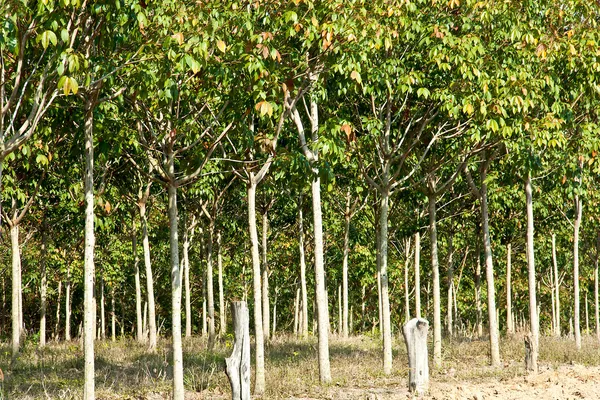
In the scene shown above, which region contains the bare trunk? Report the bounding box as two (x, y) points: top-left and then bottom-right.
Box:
(11, 223), (21, 357)
(506, 243), (513, 334)
(247, 182), (265, 394)
(427, 194), (442, 368)
(183, 223), (191, 338)
(54, 279), (62, 341)
(337, 284), (342, 335)
(475, 239), (483, 337)
(111, 286), (116, 342)
(342, 190), (351, 338)
(218, 232), (225, 335)
(225, 301), (251, 400)
(140, 204), (157, 350)
(379, 189), (393, 375)
(39, 223), (48, 348)
(83, 92), (98, 400)
(261, 211), (270, 341)
(404, 237), (411, 324)
(574, 195), (582, 350)
(552, 233), (560, 336)
(168, 179), (184, 399)
(447, 235), (454, 337)
(206, 226), (215, 347)
(525, 175), (538, 371)
(595, 233), (600, 342)
(133, 216), (142, 343)
(66, 265), (71, 341)
(294, 287), (300, 335)
(272, 287), (278, 336)
(414, 232), (421, 319)
(376, 225), (383, 338)
(100, 278), (106, 340)
(298, 197), (309, 338)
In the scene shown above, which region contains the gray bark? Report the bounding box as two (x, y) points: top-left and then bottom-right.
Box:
(402, 318), (429, 395)
(404, 237), (411, 324)
(379, 190), (393, 374)
(100, 278), (106, 340)
(66, 264), (71, 341)
(525, 175), (538, 371)
(11, 223), (21, 356)
(298, 197), (309, 338)
(133, 214), (143, 343)
(218, 232), (226, 335)
(574, 195), (582, 350)
(140, 200), (157, 350)
(39, 223), (48, 348)
(261, 210), (270, 341)
(427, 194), (442, 368)
(552, 233), (560, 336)
(342, 189), (351, 338)
(506, 243), (514, 334)
(54, 279), (62, 341)
(415, 232), (421, 319)
(595, 233), (599, 342)
(225, 301), (251, 400)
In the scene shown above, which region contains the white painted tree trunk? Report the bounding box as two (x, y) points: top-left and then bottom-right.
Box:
(414, 231), (421, 319)
(298, 199), (309, 338)
(83, 92), (97, 400)
(247, 182), (265, 394)
(552, 233), (560, 336)
(39, 224), (48, 348)
(261, 211), (270, 341)
(506, 243), (513, 335)
(342, 189), (351, 338)
(225, 301), (251, 400)
(427, 194), (442, 368)
(574, 195), (582, 350)
(218, 232), (225, 335)
(141, 204), (157, 350)
(11, 223), (21, 357)
(168, 179), (184, 400)
(133, 216), (143, 343)
(525, 175), (538, 372)
(402, 318), (429, 395)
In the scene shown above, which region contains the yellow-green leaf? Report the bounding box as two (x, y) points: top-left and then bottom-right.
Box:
(217, 40), (226, 53)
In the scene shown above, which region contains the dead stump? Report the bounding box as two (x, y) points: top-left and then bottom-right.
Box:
(225, 301), (250, 400)
(402, 318), (429, 395)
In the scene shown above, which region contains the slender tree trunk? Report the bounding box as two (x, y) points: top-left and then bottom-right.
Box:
(261, 210), (270, 341)
(337, 284), (342, 335)
(133, 215), (143, 343)
(415, 231), (421, 319)
(475, 238), (482, 337)
(595, 232), (600, 342)
(506, 243), (513, 335)
(206, 224), (216, 348)
(376, 224), (382, 338)
(481, 172), (501, 366)
(83, 92), (98, 400)
(342, 190), (351, 338)
(294, 287), (300, 335)
(574, 195), (582, 350)
(427, 194), (442, 368)
(551, 271), (556, 337)
(525, 175), (538, 371)
(140, 204), (157, 350)
(100, 278), (106, 340)
(111, 286), (116, 342)
(218, 232), (225, 335)
(585, 293), (589, 334)
(379, 189), (393, 375)
(404, 237), (411, 324)
(66, 265), (71, 341)
(272, 287), (278, 336)
(552, 233), (560, 336)
(39, 223), (48, 348)
(447, 235), (454, 337)
(183, 224), (192, 337)
(54, 279), (62, 341)
(247, 182), (265, 394)
(11, 223), (21, 357)
(298, 198), (309, 338)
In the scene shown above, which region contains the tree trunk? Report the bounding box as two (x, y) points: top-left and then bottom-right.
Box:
(506, 243), (513, 334)
(133, 215), (143, 343)
(54, 279), (62, 341)
(218, 232), (225, 335)
(100, 278), (106, 340)
(183, 222), (192, 338)
(11, 223), (21, 357)
(207, 225), (216, 348)
(39, 223), (48, 348)
(427, 194), (442, 368)
(525, 175), (538, 372)
(376, 225), (383, 338)
(447, 235), (454, 337)
(337, 284), (342, 335)
(272, 287), (278, 336)
(247, 181), (265, 394)
(225, 301), (251, 400)
(552, 233), (560, 336)
(294, 286), (300, 335)
(574, 195), (582, 350)
(414, 231), (421, 319)
(481, 170), (501, 366)
(475, 238), (483, 337)
(585, 292), (589, 334)
(379, 189), (393, 375)
(402, 318), (429, 395)
(342, 189), (351, 338)
(168, 178), (184, 399)
(261, 210), (270, 341)
(66, 264), (71, 341)
(140, 203), (157, 350)
(404, 237), (411, 324)
(111, 286), (116, 342)
(298, 197), (309, 338)
(595, 232), (600, 342)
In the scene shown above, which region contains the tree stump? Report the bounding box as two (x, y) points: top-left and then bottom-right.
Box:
(402, 318), (429, 395)
(524, 333), (538, 372)
(225, 301), (250, 400)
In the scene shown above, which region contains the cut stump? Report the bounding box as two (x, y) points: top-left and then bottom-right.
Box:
(225, 301), (250, 400)
(402, 318), (429, 395)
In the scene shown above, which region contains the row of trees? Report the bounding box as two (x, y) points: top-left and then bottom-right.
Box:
(3, 0), (600, 398)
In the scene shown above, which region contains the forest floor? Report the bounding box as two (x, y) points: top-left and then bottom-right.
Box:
(2, 332), (600, 399)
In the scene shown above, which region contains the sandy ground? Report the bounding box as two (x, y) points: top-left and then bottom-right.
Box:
(281, 364), (600, 400)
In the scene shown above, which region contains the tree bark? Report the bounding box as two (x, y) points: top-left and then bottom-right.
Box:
(414, 231), (421, 319)
(10, 223), (21, 357)
(506, 243), (514, 335)
(342, 189), (351, 338)
(446, 235), (454, 338)
(404, 237), (411, 324)
(183, 220), (192, 338)
(595, 232), (600, 342)
(83, 90), (98, 400)
(427, 194), (442, 368)
(111, 286), (116, 342)
(247, 181), (265, 394)
(379, 189), (393, 374)
(294, 286), (300, 335)
(298, 196), (309, 338)
(261, 210), (270, 341)
(133, 214), (143, 343)
(54, 279), (62, 341)
(66, 264), (71, 341)
(206, 224), (216, 348)
(525, 175), (538, 372)
(140, 202), (157, 350)
(225, 301), (251, 400)
(100, 278), (106, 340)
(402, 318), (429, 395)
(552, 233), (560, 336)
(39, 222), (48, 348)
(475, 238), (483, 337)
(574, 195), (582, 350)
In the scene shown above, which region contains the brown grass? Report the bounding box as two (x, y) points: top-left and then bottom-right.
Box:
(1, 332), (600, 399)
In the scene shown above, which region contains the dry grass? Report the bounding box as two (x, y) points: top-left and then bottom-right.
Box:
(1, 332), (600, 399)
